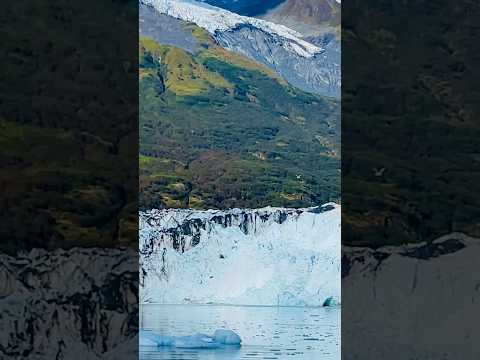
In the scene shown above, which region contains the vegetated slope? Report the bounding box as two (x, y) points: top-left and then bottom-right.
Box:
(343, 0), (480, 247)
(0, 0), (138, 254)
(0, 121), (138, 253)
(139, 26), (340, 210)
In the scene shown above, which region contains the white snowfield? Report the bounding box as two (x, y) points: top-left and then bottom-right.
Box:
(141, 0), (323, 58)
(140, 204), (341, 306)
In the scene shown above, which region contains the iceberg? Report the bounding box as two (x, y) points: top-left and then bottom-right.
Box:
(322, 296), (336, 307)
(139, 337), (157, 347)
(213, 329), (242, 345)
(173, 334), (220, 348)
(140, 329), (241, 349)
(139, 330), (174, 346)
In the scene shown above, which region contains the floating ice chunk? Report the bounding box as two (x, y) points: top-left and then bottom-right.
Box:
(140, 330), (174, 346)
(173, 333), (220, 349)
(156, 336), (175, 346)
(322, 296), (339, 307)
(139, 329), (242, 349)
(213, 329), (242, 345)
(139, 337), (157, 347)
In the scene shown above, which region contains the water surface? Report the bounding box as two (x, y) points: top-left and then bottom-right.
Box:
(140, 304), (340, 360)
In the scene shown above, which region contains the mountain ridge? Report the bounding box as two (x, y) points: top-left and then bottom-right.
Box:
(142, 0), (322, 58)
(261, 0), (341, 37)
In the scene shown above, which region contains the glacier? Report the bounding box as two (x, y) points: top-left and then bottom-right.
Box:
(139, 203), (341, 306)
(142, 0), (322, 58)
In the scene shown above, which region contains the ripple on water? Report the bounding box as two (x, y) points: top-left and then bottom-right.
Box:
(140, 304), (339, 360)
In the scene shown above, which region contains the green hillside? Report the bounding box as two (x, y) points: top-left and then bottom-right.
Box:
(140, 25), (340, 210)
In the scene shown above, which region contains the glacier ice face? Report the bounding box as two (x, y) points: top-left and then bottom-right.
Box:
(140, 204), (341, 306)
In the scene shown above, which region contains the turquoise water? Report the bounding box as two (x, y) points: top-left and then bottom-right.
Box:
(140, 304), (340, 360)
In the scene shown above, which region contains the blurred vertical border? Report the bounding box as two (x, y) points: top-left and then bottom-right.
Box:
(342, 0), (480, 358)
(0, 0), (139, 358)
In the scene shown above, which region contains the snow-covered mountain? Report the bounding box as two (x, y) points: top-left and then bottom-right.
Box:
(141, 0), (341, 97)
(143, 0), (321, 57)
(140, 204), (341, 306)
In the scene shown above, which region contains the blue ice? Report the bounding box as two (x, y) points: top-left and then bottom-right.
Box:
(213, 329), (242, 345)
(140, 329), (241, 349)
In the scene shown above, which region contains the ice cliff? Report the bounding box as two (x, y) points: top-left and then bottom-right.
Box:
(140, 203), (341, 306)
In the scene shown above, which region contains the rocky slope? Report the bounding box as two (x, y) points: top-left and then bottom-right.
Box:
(215, 24), (340, 96)
(262, 0), (341, 37)
(0, 248), (138, 359)
(139, 203), (340, 306)
(142, 0), (340, 97)
(140, 4), (200, 54)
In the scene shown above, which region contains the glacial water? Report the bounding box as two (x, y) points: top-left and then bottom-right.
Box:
(140, 304), (340, 360)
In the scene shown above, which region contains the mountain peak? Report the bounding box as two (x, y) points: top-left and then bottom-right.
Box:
(261, 0), (341, 37)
